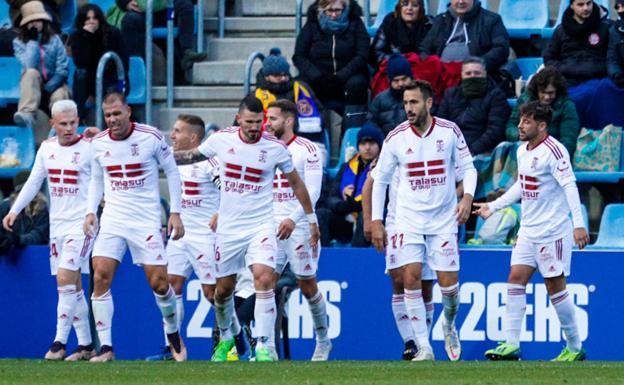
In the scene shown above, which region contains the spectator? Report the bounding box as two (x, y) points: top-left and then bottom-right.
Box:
(6, 0), (62, 32)
(293, 0), (370, 128)
(419, 0), (509, 74)
(70, 4), (129, 125)
(437, 57), (510, 155)
(371, 0), (432, 68)
(607, 0), (624, 88)
(0, 170), (49, 255)
(117, 0), (206, 70)
(317, 124), (383, 247)
(12, 1), (69, 128)
(252, 48), (327, 157)
(544, 0), (610, 87)
(506, 66), (580, 158)
(368, 53), (412, 135)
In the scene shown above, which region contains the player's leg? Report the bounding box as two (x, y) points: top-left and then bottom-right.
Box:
(211, 274), (238, 362)
(67, 271), (95, 361)
(90, 255), (120, 362)
(538, 235), (584, 361)
(251, 262), (279, 362)
(421, 260), (437, 335)
(388, 267), (417, 360)
(45, 266), (81, 360)
(402, 261), (432, 360)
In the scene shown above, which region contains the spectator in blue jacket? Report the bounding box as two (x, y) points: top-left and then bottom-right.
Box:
(12, 1), (69, 128)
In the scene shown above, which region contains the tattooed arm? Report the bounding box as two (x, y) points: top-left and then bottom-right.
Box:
(173, 148), (208, 165)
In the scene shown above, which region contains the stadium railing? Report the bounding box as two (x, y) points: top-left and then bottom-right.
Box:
(0, 126), (35, 178)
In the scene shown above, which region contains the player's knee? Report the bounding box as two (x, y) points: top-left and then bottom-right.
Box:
(402, 274), (421, 290)
(202, 285), (215, 303)
(298, 277), (317, 298)
(254, 274), (273, 291)
(169, 276), (185, 295)
(149, 275), (170, 295)
(390, 273), (404, 293)
(507, 271), (528, 285)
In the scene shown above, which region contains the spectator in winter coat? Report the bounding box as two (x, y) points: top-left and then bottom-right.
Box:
(437, 57), (510, 155)
(506, 66), (580, 158)
(419, 0), (509, 73)
(371, 0), (432, 68)
(293, 0), (370, 128)
(368, 53), (412, 135)
(607, 0), (624, 88)
(544, 0), (610, 87)
(70, 3), (129, 125)
(12, 1), (69, 128)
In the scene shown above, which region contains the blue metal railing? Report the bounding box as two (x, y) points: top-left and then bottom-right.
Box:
(244, 52), (265, 95)
(95, 51), (126, 129)
(197, 0), (204, 52)
(145, 0), (153, 124)
(166, 0), (174, 108)
(364, 0), (371, 26)
(295, 0), (304, 36)
(218, 0), (225, 38)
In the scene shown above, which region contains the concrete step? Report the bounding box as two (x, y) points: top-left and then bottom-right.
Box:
(152, 86), (244, 105)
(156, 107), (237, 133)
(204, 16), (301, 36)
(192, 60), (257, 86)
(206, 37), (296, 61)
(234, 0), (380, 16)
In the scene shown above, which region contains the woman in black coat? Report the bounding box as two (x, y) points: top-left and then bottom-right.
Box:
(371, 0), (432, 68)
(293, 0), (370, 127)
(70, 4), (129, 124)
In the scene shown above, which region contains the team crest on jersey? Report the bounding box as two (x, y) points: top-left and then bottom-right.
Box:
(71, 152), (80, 164)
(131, 143), (139, 156)
(436, 140), (444, 153)
(531, 157), (538, 169)
(258, 150), (268, 163)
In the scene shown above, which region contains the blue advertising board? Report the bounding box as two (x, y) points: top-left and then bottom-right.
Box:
(0, 246), (621, 360)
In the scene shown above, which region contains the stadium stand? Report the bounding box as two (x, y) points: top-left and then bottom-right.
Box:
(499, 0), (549, 39)
(88, 0), (116, 13)
(59, 0), (77, 35)
(437, 0), (489, 15)
(593, 204), (624, 247)
(542, 0), (611, 38)
(0, 126), (35, 178)
(327, 127), (361, 179)
(127, 56), (147, 104)
(0, 1), (9, 28)
(366, 0), (399, 37)
(0, 57), (21, 107)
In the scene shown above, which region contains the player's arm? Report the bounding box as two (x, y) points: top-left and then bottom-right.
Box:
(3, 151), (47, 231)
(361, 174), (374, 242)
(173, 147), (207, 165)
(280, 147), (323, 240)
(551, 153), (589, 249)
(473, 180), (522, 219)
(371, 147), (397, 252)
(84, 151), (104, 237)
(453, 130), (478, 225)
(157, 139), (185, 241)
(284, 169), (320, 247)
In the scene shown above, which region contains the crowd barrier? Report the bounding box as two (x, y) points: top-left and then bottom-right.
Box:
(1, 246), (621, 360)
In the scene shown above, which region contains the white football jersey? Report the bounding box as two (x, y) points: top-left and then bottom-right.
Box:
(87, 123), (181, 233)
(11, 135), (90, 238)
(374, 118), (475, 234)
(179, 158), (220, 236)
(515, 136), (575, 242)
(273, 136), (323, 227)
(197, 127), (294, 235)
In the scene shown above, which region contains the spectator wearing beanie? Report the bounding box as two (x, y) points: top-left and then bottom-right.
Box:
(607, 0), (624, 88)
(251, 47), (327, 153)
(368, 53), (413, 135)
(316, 123), (383, 247)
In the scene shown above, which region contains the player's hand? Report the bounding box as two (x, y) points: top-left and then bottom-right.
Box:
(363, 217), (372, 241)
(2, 212), (17, 232)
(308, 223), (320, 248)
(126, 0), (141, 12)
(168, 213), (184, 240)
(455, 194), (473, 225)
(209, 213), (218, 232)
(83, 213), (98, 237)
(371, 220), (387, 253)
(574, 227), (590, 250)
(82, 126), (100, 138)
(277, 218), (296, 240)
(472, 202), (493, 219)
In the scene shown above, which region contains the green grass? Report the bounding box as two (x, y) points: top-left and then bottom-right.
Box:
(1, 360), (623, 385)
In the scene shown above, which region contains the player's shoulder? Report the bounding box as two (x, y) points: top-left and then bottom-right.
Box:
(92, 129), (111, 143)
(292, 136), (318, 154)
(432, 116), (462, 138)
(133, 123), (164, 141)
(261, 132), (288, 149)
(543, 135), (567, 160)
(385, 120), (411, 143)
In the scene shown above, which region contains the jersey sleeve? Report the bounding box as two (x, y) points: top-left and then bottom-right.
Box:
(276, 145), (294, 174)
(86, 146), (104, 216)
(155, 136), (182, 214)
(288, 143), (323, 223)
(10, 148), (47, 215)
(197, 135), (218, 158)
(452, 127), (477, 196)
(550, 151), (576, 187)
(371, 140), (399, 221)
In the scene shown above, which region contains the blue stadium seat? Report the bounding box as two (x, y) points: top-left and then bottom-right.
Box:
(0, 1), (10, 28)
(322, 128), (331, 169)
(593, 204), (624, 247)
(367, 0), (397, 37)
(59, 0), (77, 34)
(88, 0), (116, 13)
(0, 58), (22, 107)
(437, 0), (488, 15)
(499, 0), (549, 39)
(0, 126), (35, 178)
(327, 127), (361, 179)
(127, 56), (146, 104)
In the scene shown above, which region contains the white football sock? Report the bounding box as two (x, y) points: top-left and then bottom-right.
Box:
(54, 284), (77, 344)
(91, 290), (114, 347)
(164, 294), (185, 346)
(72, 289), (92, 346)
(505, 284), (526, 348)
(154, 286), (178, 335)
(307, 291), (329, 342)
(425, 301), (434, 335)
(440, 283), (460, 331)
(551, 290), (582, 352)
(214, 295), (235, 340)
(254, 290), (276, 349)
(391, 294), (415, 343)
(404, 289), (430, 350)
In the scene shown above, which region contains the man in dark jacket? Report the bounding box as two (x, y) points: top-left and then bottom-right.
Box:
(607, 0), (624, 88)
(293, 0), (370, 127)
(0, 170), (49, 255)
(437, 57), (510, 155)
(544, 0), (610, 87)
(419, 0), (509, 73)
(368, 53), (412, 135)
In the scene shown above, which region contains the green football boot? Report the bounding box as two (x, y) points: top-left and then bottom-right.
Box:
(484, 342), (521, 361)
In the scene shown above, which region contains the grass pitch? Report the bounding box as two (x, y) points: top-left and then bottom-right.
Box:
(1, 360), (622, 385)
